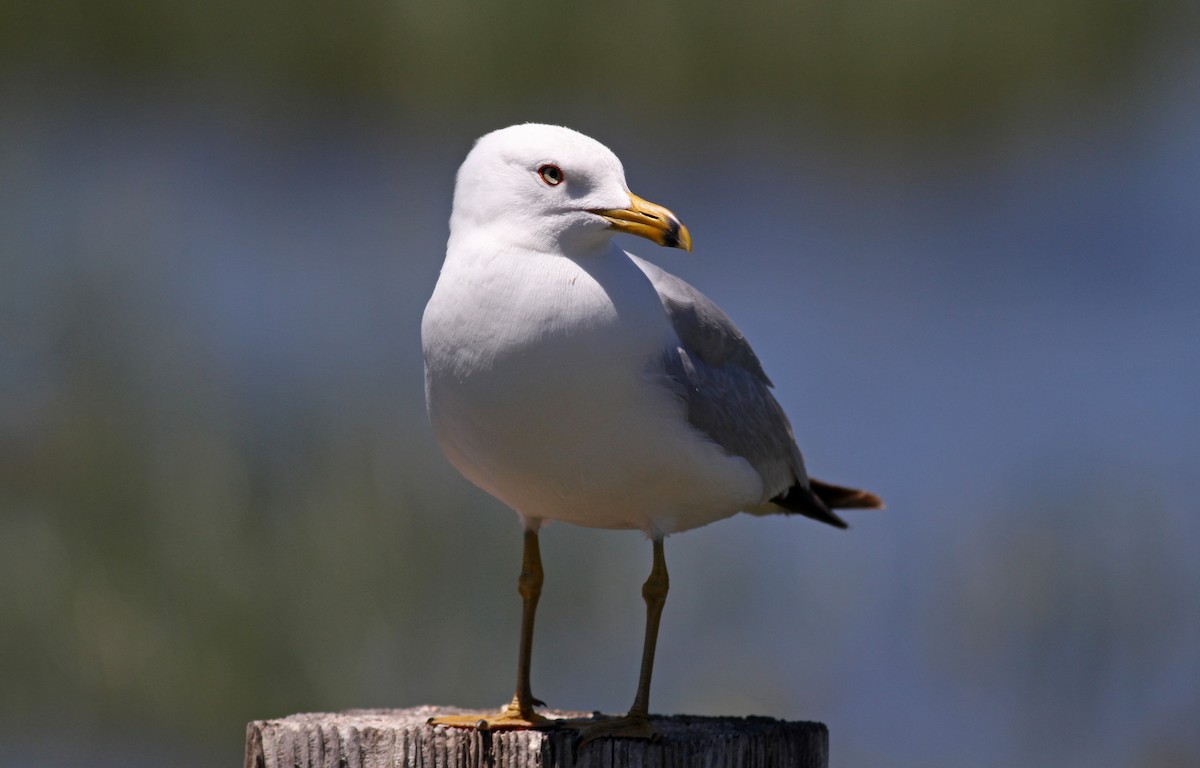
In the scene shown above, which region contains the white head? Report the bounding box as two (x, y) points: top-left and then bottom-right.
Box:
(450, 123), (691, 255)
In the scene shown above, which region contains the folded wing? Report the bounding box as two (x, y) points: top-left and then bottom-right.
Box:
(631, 254), (881, 528)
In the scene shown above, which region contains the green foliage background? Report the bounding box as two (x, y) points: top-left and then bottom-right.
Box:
(1, 2), (1197, 767)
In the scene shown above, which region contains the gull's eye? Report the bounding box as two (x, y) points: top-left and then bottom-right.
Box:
(537, 164), (564, 186)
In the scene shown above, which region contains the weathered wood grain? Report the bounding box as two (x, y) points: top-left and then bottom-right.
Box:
(245, 706), (828, 768)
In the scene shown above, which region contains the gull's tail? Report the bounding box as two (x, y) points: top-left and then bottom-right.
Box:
(772, 478), (884, 529)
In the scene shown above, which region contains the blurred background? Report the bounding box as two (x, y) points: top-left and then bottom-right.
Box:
(2, 1), (1198, 766)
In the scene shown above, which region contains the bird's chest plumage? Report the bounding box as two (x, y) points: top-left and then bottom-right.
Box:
(425, 249), (667, 398)
(422, 249), (688, 523)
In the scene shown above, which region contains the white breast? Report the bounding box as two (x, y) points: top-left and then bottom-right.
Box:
(422, 241), (763, 536)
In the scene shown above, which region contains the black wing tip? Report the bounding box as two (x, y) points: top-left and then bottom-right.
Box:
(826, 513), (851, 530)
(771, 485), (850, 529)
(771, 478), (884, 529)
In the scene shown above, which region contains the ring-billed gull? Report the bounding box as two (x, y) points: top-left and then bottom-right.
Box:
(421, 124), (882, 741)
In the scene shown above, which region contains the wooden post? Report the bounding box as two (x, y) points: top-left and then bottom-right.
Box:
(245, 706), (828, 768)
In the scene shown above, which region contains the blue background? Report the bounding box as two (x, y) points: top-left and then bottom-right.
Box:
(2, 2), (1197, 766)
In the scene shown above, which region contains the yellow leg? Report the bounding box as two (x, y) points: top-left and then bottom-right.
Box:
(576, 538), (668, 744)
(512, 527), (546, 712)
(430, 528), (552, 730)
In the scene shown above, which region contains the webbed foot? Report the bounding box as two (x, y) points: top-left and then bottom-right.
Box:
(428, 700), (553, 731)
(572, 713), (660, 746)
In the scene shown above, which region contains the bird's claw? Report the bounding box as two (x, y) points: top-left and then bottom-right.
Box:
(570, 714), (660, 747)
(428, 701), (554, 731)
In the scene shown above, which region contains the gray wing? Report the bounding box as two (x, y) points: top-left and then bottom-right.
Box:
(629, 254), (810, 500)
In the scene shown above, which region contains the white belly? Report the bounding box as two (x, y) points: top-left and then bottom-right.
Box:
(422, 246), (762, 536)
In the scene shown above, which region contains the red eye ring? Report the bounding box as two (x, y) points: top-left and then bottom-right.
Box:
(538, 164), (565, 186)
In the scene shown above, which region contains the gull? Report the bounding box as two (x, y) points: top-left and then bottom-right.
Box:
(421, 124), (882, 741)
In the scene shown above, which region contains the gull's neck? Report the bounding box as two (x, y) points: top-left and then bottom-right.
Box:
(448, 219), (616, 264)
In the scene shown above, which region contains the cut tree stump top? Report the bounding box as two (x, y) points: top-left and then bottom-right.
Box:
(245, 706), (828, 768)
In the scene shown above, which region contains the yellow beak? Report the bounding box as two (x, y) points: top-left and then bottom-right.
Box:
(590, 192), (692, 251)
